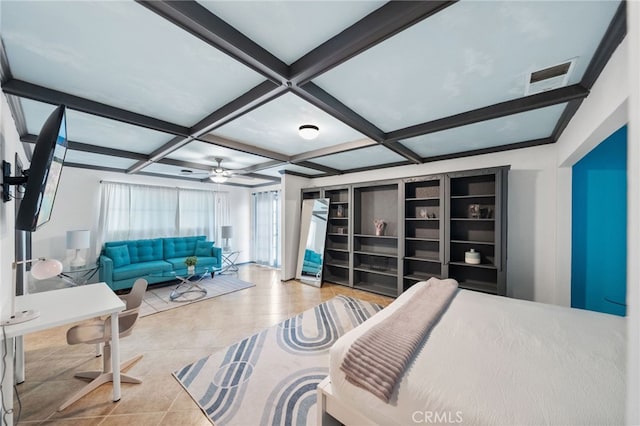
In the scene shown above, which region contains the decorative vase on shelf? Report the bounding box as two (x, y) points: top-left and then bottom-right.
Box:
(373, 219), (387, 236)
(336, 205), (344, 217)
(464, 249), (481, 264)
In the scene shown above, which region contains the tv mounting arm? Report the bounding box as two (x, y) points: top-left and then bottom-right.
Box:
(2, 160), (29, 202)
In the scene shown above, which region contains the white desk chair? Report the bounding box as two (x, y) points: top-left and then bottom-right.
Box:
(59, 278), (147, 411)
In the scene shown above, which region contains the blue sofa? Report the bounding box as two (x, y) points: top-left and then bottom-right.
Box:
(302, 249), (323, 278)
(99, 235), (222, 290)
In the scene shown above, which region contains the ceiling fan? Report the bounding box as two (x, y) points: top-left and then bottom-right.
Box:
(180, 158), (234, 183)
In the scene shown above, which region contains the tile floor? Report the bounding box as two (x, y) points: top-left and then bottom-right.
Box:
(14, 264), (392, 425)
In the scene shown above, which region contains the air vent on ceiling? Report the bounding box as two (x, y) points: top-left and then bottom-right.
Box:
(525, 59), (576, 95)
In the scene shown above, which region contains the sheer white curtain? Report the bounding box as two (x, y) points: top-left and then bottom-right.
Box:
(98, 182), (178, 248)
(97, 182), (130, 256)
(98, 182), (224, 256)
(178, 188), (215, 239)
(214, 191), (230, 245)
(129, 184), (178, 238)
(252, 190), (280, 267)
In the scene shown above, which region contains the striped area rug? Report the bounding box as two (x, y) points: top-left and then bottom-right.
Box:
(173, 295), (382, 425)
(140, 275), (255, 317)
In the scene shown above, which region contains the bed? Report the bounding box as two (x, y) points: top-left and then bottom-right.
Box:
(318, 280), (626, 425)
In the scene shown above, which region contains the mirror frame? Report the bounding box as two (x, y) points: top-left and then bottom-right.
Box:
(296, 198), (330, 287)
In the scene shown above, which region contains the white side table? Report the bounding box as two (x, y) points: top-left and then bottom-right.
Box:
(220, 250), (240, 274)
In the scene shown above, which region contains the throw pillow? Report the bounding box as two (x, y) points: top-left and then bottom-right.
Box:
(195, 240), (213, 257)
(105, 245), (131, 268)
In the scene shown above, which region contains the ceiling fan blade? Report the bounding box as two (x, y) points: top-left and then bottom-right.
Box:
(180, 169), (210, 177)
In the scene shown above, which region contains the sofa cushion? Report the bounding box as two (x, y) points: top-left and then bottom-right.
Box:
(163, 236), (205, 259)
(105, 239), (164, 263)
(105, 245), (131, 268)
(127, 239), (164, 263)
(112, 260), (172, 281)
(195, 240), (213, 257)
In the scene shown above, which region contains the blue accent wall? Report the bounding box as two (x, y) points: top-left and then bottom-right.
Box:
(572, 125), (627, 316)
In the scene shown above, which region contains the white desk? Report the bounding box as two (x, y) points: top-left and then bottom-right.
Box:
(1, 283), (125, 422)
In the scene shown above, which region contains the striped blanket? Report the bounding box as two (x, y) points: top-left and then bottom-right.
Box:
(340, 278), (458, 402)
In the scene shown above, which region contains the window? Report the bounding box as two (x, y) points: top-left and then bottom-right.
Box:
(98, 182), (228, 252)
(252, 190), (280, 267)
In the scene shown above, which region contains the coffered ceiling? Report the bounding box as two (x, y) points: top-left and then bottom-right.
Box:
(0, 1), (625, 188)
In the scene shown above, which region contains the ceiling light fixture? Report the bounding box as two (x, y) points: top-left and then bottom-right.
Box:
(210, 175), (228, 184)
(298, 124), (319, 140)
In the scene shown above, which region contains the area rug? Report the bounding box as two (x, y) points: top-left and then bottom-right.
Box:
(139, 275), (255, 317)
(173, 295), (382, 425)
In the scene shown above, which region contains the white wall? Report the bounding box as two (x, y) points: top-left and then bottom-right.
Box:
(626, 1), (639, 423)
(31, 167), (253, 266)
(281, 173), (310, 281)
(557, 38), (629, 168)
(0, 94), (29, 321)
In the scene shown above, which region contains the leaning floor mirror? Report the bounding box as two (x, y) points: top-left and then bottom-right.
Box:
(296, 198), (330, 287)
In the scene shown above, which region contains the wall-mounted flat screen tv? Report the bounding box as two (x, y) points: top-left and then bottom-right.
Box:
(15, 105), (67, 232)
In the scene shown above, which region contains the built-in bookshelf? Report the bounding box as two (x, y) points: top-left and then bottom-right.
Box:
(403, 176), (444, 292)
(323, 186), (351, 286)
(352, 182), (400, 297)
(447, 170), (506, 295)
(302, 166), (508, 297)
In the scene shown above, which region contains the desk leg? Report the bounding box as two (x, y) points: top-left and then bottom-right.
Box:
(2, 336), (15, 425)
(110, 313), (121, 402)
(15, 335), (25, 384)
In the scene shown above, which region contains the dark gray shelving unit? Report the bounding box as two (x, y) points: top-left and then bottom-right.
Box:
(403, 176), (444, 292)
(446, 167), (508, 296)
(352, 182), (400, 297)
(301, 188), (321, 200)
(301, 166), (508, 298)
(323, 186), (351, 287)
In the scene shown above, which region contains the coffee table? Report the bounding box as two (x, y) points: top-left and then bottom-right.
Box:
(150, 266), (216, 302)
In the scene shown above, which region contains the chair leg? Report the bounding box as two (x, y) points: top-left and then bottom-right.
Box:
(120, 374), (142, 384)
(74, 370), (101, 380)
(58, 372), (114, 411)
(61, 355), (144, 411)
(74, 355), (143, 381)
(121, 354), (143, 372)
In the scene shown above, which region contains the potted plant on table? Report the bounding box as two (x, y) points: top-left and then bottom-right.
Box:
(185, 256), (198, 274)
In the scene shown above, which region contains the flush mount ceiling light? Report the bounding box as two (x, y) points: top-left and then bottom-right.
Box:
(298, 124), (319, 140)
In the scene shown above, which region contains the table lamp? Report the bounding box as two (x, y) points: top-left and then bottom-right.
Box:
(221, 226), (232, 252)
(67, 230), (90, 267)
(2, 258), (63, 325)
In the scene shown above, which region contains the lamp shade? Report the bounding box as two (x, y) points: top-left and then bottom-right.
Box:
(66, 230), (90, 249)
(221, 226), (233, 239)
(30, 258), (63, 280)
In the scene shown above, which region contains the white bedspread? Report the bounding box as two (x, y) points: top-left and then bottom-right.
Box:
(329, 283), (626, 425)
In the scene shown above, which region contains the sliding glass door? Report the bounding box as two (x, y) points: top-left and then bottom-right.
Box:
(252, 190), (281, 268)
